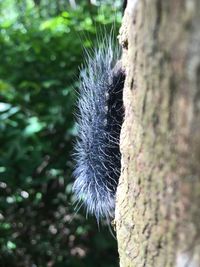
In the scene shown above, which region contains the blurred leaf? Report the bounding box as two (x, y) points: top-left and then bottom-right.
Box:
(0, 102), (11, 112)
(24, 117), (45, 135)
(7, 241), (16, 250)
(0, 106), (20, 120)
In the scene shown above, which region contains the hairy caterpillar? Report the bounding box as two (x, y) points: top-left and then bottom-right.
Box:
(73, 36), (125, 222)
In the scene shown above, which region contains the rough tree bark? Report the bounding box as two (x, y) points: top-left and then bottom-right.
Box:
(115, 0), (200, 266)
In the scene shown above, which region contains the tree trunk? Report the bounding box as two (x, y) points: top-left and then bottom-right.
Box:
(116, 0), (200, 266)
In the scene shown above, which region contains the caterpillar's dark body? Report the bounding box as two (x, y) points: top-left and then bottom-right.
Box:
(73, 40), (125, 221)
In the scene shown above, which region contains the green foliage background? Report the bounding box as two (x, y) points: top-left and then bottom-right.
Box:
(0, 0), (122, 266)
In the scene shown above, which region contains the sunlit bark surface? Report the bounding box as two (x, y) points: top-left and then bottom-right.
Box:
(116, 1), (200, 266)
